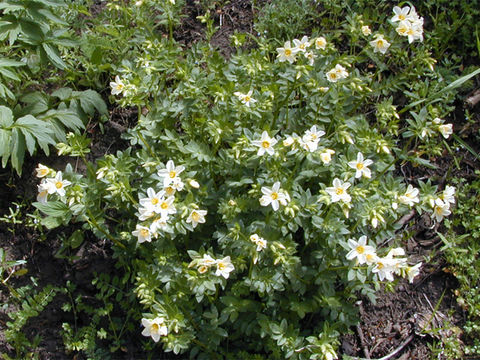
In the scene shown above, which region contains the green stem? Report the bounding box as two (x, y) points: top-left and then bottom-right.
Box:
(86, 209), (126, 249)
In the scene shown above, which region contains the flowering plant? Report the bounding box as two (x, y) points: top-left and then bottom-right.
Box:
(30, 3), (466, 359)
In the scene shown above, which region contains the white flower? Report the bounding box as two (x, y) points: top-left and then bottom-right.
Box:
(215, 256), (235, 279)
(252, 131), (278, 156)
(138, 206), (155, 221)
(132, 224), (152, 243)
(361, 25), (372, 36)
(189, 179), (200, 188)
(346, 236), (376, 264)
(169, 176), (185, 192)
(406, 262), (422, 283)
(398, 184), (419, 206)
(372, 258), (397, 281)
(369, 34), (391, 54)
(139, 188), (166, 214)
(283, 136), (295, 147)
(35, 164), (50, 178)
(326, 64), (348, 83)
(319, 149), (335, 164)
(314, 36), (327, 50)
(432, 198), (451, 222)
(45, 171), (71, 197)
(186, 209), (207, 228)
(325, 178), (351, 203)
(197, 254), (216, 273)
(157, 160), (185, 187)
(391, 6), (411, 22)
(300, 125), (325, 152)
(110, 75), (125, 96)
(233, 90), (257, 107)
(304, 51), (316, 66)
(259, 182), (289, 211)
(37, 180), (49, 203)
(150, 215), (171, 235)
(250, 234), (267, 252)
(276, 41), (298, 63)
(441, 185), (456, 205)
(438, 124), (453, 139)
(141, 317), (168, 342)
(157, 196), (176, 218)
(292, 36), (311, 52)
(348, 152), (373, 178)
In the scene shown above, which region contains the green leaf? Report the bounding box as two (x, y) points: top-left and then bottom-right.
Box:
(76, 90), (108, 116)
(0, 106), (13, 127)
(33, 201), (70, 217)
(42, 43), (66, 69)
(10, 128), (25, 174)
(0, 129), (11, 161)
(0, 58), (25, 67)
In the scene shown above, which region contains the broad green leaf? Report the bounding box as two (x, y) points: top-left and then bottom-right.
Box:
(0, 58), (25, 67)
(0, 129), (11, 159)
(10, 128), (26, 174)
(0, 67), (19, 81)
(0, 106), (13, 127)
(37, 9), (68, 25)
(20, 92), (49, 115)
(19, 19), (44, 44)
(42, 43), (66, 69)
(51, 87), (72, 100)
(33, 201), (70, 217)
(77, 90), (108, 116)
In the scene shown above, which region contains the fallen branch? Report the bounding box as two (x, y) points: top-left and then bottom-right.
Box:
(349, 334), (414, 360)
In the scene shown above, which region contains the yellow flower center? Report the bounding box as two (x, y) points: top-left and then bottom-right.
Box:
(116, 84), (124, 90)
(40, 169), (48, 175)
(218, 262), (225, 270)
(271, 192), (278, 200)
(366, 254), (375, 262)
(335, 187), (344, 195)
(198, 265), (208, 274)
(356, 163), (364, 170)
(151, 198), (159, 205)
(244, 96), (251, 102)
(191, 212), (200, 222)
(169, 170), (176, 178)
(376, 40), (384, 47)
(329, 72), (337, 80)
(262, 141), (270, 148)
(165, 187), (175, 196)
(161, 202), (169, 210)
(285, 48), (292, 56)
(151, 323), (159, 332)
(140, 229), (149, 237)
(356, 245), (365, 254)
(377, 262), (384, 269)
(399, 14), (406, 20)
(55, 181), (63, 189)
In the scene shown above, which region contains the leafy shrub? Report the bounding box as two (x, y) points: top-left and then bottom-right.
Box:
(29, 2), (469, 358)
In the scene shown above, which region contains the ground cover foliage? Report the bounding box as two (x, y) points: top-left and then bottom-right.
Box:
(0, 0), (479, 359)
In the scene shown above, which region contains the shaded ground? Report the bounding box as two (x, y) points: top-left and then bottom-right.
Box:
(1, 0), (479, 359)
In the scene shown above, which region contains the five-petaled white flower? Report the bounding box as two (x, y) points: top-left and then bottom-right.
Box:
(37, 180), (49, 203)
(250, 234), (267, 252)
(406, 262), (422, 283)
(141, 317), (168, 342)
(346, 235), (376, 265)
(391, 6), (411, 22)
(276, 41), (298, 63)
(348, 152), (373, 178)
(432, 198), (451, 222)
(110, 75), (125, 96)
(45, 171), (71, 197)
(259, 182), (289, 211)
(157, 196), (176, 218)
(361, 25), (372, 36)
(326, 64), (349, 83)
(398, 184), (419, 206)
(292, 36), (311, 52)
(314, 36), (327, 50)
(157, 160), (185, 187)
(441, 185), (456, 205)
(139, 188), (166, 214)
(252, 131), (278, 156)
(132, 224), (152, 243)
(197, 254), (216, 274)
(215, 256), (235, 279)
(320, 149), (335, 164)
(369, 34), (391, 54)
(186, 209), (207, 228)
(372, 258), (397, 281)
(35, 164), (50, 178)
(325, 178), (351, 203)
(300, 125), (325, 152)
(234, 90), (257, 107)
